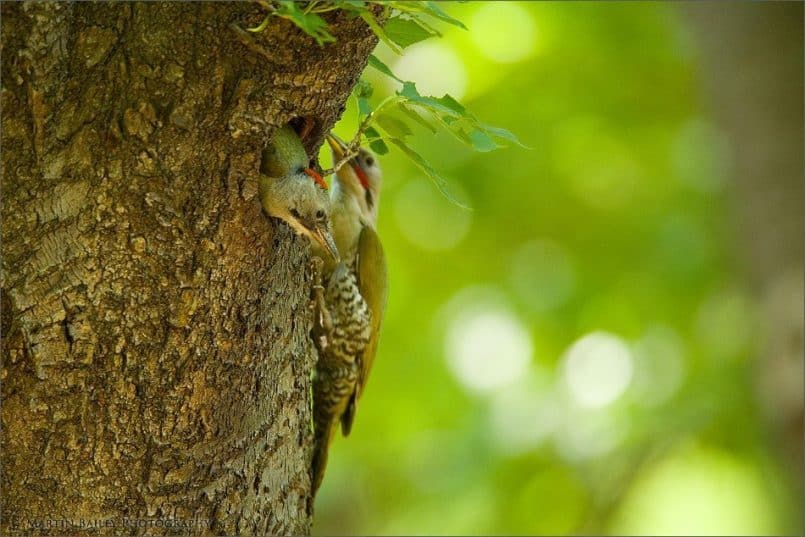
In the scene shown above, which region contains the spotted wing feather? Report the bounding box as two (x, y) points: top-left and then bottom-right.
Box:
(340, 224), (387, 434)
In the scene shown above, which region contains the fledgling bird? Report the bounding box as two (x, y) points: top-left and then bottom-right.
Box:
(258, 125), (340, 261)
(311, 134), (387, 493)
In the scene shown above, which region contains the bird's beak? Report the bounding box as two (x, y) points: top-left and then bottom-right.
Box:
(326, 133), (348, 163)
(311, 223), (340, 262)
(326, 133), (371, 190)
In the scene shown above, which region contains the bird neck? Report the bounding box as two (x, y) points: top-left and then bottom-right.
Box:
(329, 183), (362, 265)
(332, 175), (378, 228)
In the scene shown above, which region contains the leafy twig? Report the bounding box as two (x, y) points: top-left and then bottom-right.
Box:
(246, 1), (524, 208)
(321, 95), (397, 176)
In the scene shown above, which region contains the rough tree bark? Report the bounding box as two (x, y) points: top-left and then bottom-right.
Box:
(1, 2), (376, 534)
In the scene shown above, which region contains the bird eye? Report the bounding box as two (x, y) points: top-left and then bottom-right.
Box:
(365, 156), (374, 166)
(315, 209), (325, 220)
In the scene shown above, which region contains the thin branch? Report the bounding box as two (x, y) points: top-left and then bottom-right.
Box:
(321, 96), (397, 176)
(320, 147), (360, 177)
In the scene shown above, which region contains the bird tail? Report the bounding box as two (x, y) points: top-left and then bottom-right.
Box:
(311, 421), (333, 495)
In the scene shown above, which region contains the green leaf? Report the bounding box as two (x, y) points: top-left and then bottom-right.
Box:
(383, 16), (435, 48)
(370, 139), (390, 156)
(368, 55), (404, 83)
(468, 129), (498, 152)
(396, 82), (525, 150)
(397, 102), (437, 133)
(388, 137), (472, 210)
(364, 126), (389, 155)
(359, 10), (403, 55)
(385, 1), (424, 16)
(276, 0), (335, 45)
(353, 79), (374, 116)
(355, 78), (373, 98)
(398, 82), (465, 117)
(404, 12), (442, 37)
(480, 123), (529, 148)
(358, 97), (372, 116)
(331, 0), (368, 20)
(435, 93), (466, 115)
(421, 1), (467, 29)
(333, 0), (366, 8)
(387, 1), (466, 29)
(376, 113), (413, 139)
(438, 117), (473, 145)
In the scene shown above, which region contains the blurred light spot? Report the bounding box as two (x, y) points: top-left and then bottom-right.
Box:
(445, 301), (532, 394)
(553, 117), (639, 210)
(488, 369), (556, 454)
(695, 288), (756, 362)
(553, 406), (623, 461)
(630, 325), (685, 406)
(672, 118), (731, 193)
(435, 285), (507, 335)
(392, 42), (468, 100)
(611, 444), (779, 535)
(394, 179), (471, 251)
(562, 331), (633, 408)
(508, 240), (576, 312)
(470, 3), (538, 64)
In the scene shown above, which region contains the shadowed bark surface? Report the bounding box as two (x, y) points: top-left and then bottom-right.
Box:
(1, 2), (376, 534)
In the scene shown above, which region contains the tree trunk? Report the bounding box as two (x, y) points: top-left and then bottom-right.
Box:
(683, 1), (803, 498)
(1, 2), (375, 534)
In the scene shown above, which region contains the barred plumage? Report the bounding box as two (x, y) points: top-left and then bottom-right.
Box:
(311, 263), (371, 492)
(310, 135), (387, 496)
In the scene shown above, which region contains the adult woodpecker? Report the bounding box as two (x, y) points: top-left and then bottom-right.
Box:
(258, 125), (340, 261)
(311, 134), (387, 493)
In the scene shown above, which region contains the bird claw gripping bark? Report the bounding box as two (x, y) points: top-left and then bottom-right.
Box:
(308, 256), (334, 350)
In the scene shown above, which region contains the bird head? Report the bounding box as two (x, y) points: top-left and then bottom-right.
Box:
(260, 168), (340, 262)
(258, 125), (340, 261)
(261, 125), (309, 178)
(326, 134), (382, 225)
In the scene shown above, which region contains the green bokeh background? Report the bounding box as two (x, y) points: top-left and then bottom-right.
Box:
(313, 2), (802, 535)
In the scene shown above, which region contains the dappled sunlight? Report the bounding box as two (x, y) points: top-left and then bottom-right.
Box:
(553, 406), (625, 462)
(562, 331), (634, 409)
(629, 325), (686, 406)
(488, 368), (557, 454)
(469, 2), (540, 64)
(444, 301), (533, 394)
(314, 2), (803, 535)
(611, 444), (781, 535)
(392, 41), (468, 100)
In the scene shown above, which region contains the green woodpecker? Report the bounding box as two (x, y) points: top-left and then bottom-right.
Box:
(311, 134), (387, 493)
(259, 125), (340, 261)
